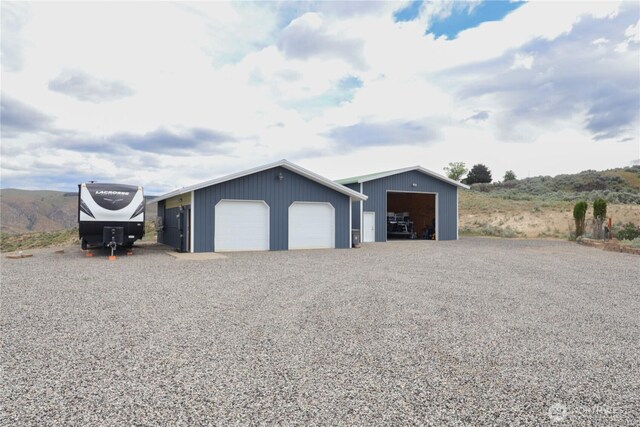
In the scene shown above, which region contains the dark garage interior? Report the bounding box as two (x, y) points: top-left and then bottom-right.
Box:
(387, 192), (436, 240)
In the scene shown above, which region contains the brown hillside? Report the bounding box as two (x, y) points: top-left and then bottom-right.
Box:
(459, 191), (640, 239)
(1, 189), (78, 234)
(0, 189), (158, 235)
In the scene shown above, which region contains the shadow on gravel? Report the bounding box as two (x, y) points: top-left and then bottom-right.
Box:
(80, 242), (173, 259)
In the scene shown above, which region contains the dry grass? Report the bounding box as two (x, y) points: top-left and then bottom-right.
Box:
(603, 169), (640, 189)
(0, 221), (157, 253)
(0, 229), (79, 253)
(459, 191), (640, 239)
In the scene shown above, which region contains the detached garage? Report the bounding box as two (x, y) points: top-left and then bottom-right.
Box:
(337, 166), (469, 242)
(152, 160), (367, 252)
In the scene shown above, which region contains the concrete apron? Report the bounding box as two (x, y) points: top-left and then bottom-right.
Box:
(165, 252), (228, 260)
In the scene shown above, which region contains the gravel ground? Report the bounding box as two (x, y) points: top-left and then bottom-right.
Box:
(2, 238), (639, 425)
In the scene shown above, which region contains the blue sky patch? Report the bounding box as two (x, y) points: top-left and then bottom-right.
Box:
(428, 1), (525, 39)
(394, 1), (423, 22)
(337, 75), (363, 91)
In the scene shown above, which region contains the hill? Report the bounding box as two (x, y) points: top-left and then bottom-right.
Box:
(459, 166), (640, 238)
(469, 165), (640, 204)
(0, 189), (158, 235)
(0, 189), (78, 235)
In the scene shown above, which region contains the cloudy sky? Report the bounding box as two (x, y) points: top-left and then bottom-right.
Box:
(1, 1), (639, 193)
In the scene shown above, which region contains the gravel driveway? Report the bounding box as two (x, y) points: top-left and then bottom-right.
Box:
(2, 238), (639, 425)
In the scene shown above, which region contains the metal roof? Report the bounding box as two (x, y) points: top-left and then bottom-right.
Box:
(148, 159), (368, 204)
(336, 166), (470, 189)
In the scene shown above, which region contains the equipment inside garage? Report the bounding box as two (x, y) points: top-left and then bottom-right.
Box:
(387, 192), (436, 240)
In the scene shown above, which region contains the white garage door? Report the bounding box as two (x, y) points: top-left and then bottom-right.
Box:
(289, 202), (335, 249)
(215, 200), (269, 252)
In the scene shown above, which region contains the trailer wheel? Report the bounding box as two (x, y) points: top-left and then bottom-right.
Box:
(81, 239), (88, 250)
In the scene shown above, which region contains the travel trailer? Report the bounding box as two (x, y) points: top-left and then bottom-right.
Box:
(78, 183), (145, 250)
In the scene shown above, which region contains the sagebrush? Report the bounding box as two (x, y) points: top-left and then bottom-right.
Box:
(616, 222), (640, 241)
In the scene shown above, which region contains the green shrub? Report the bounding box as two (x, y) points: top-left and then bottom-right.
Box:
(503, 170), (517, 181)
(592, 198), (607, 239)
(593, 198), (607, 220)
(616, 222), (640, 241)
(573, 201), (588, 237)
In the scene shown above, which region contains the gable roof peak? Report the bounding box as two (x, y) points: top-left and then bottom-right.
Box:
(336, 165), (470, 189)
(149, 159), (368, 204)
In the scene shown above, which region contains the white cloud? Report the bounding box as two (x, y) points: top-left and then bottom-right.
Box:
(616, 19), (640, 52)
(425, 1), (622, 70)
(48, 69), (134, 103)
(510, 53), (535, 70)
(277, 12), (366, 69)
(1, 2), (30, 72)
(1, 1), (638, 192)
(625, 19), (640, 41)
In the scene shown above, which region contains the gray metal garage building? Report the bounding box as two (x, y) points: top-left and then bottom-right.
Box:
(336, 166), (469, 242)
(152, 160), (367, 252)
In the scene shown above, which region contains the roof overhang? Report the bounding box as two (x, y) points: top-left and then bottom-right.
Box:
(148, 159), (368, 205)
(336, 166), (470, 190)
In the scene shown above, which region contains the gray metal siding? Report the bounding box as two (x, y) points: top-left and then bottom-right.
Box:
(193, 166), (351, 252)
(157, 200), (165, 244)
(344, 183), (361, 229)
(162, 206), (182, 250)
(362, 170), (459, 241)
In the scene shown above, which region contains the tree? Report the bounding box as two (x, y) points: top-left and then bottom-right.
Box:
(573, 201), (587, 238)
(503, 170), (517, 181)
(443, 162), (467, 181)
(464, 164), (492, 184)
(593, 198), (607, 221)
(593, 198), (607, 239)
